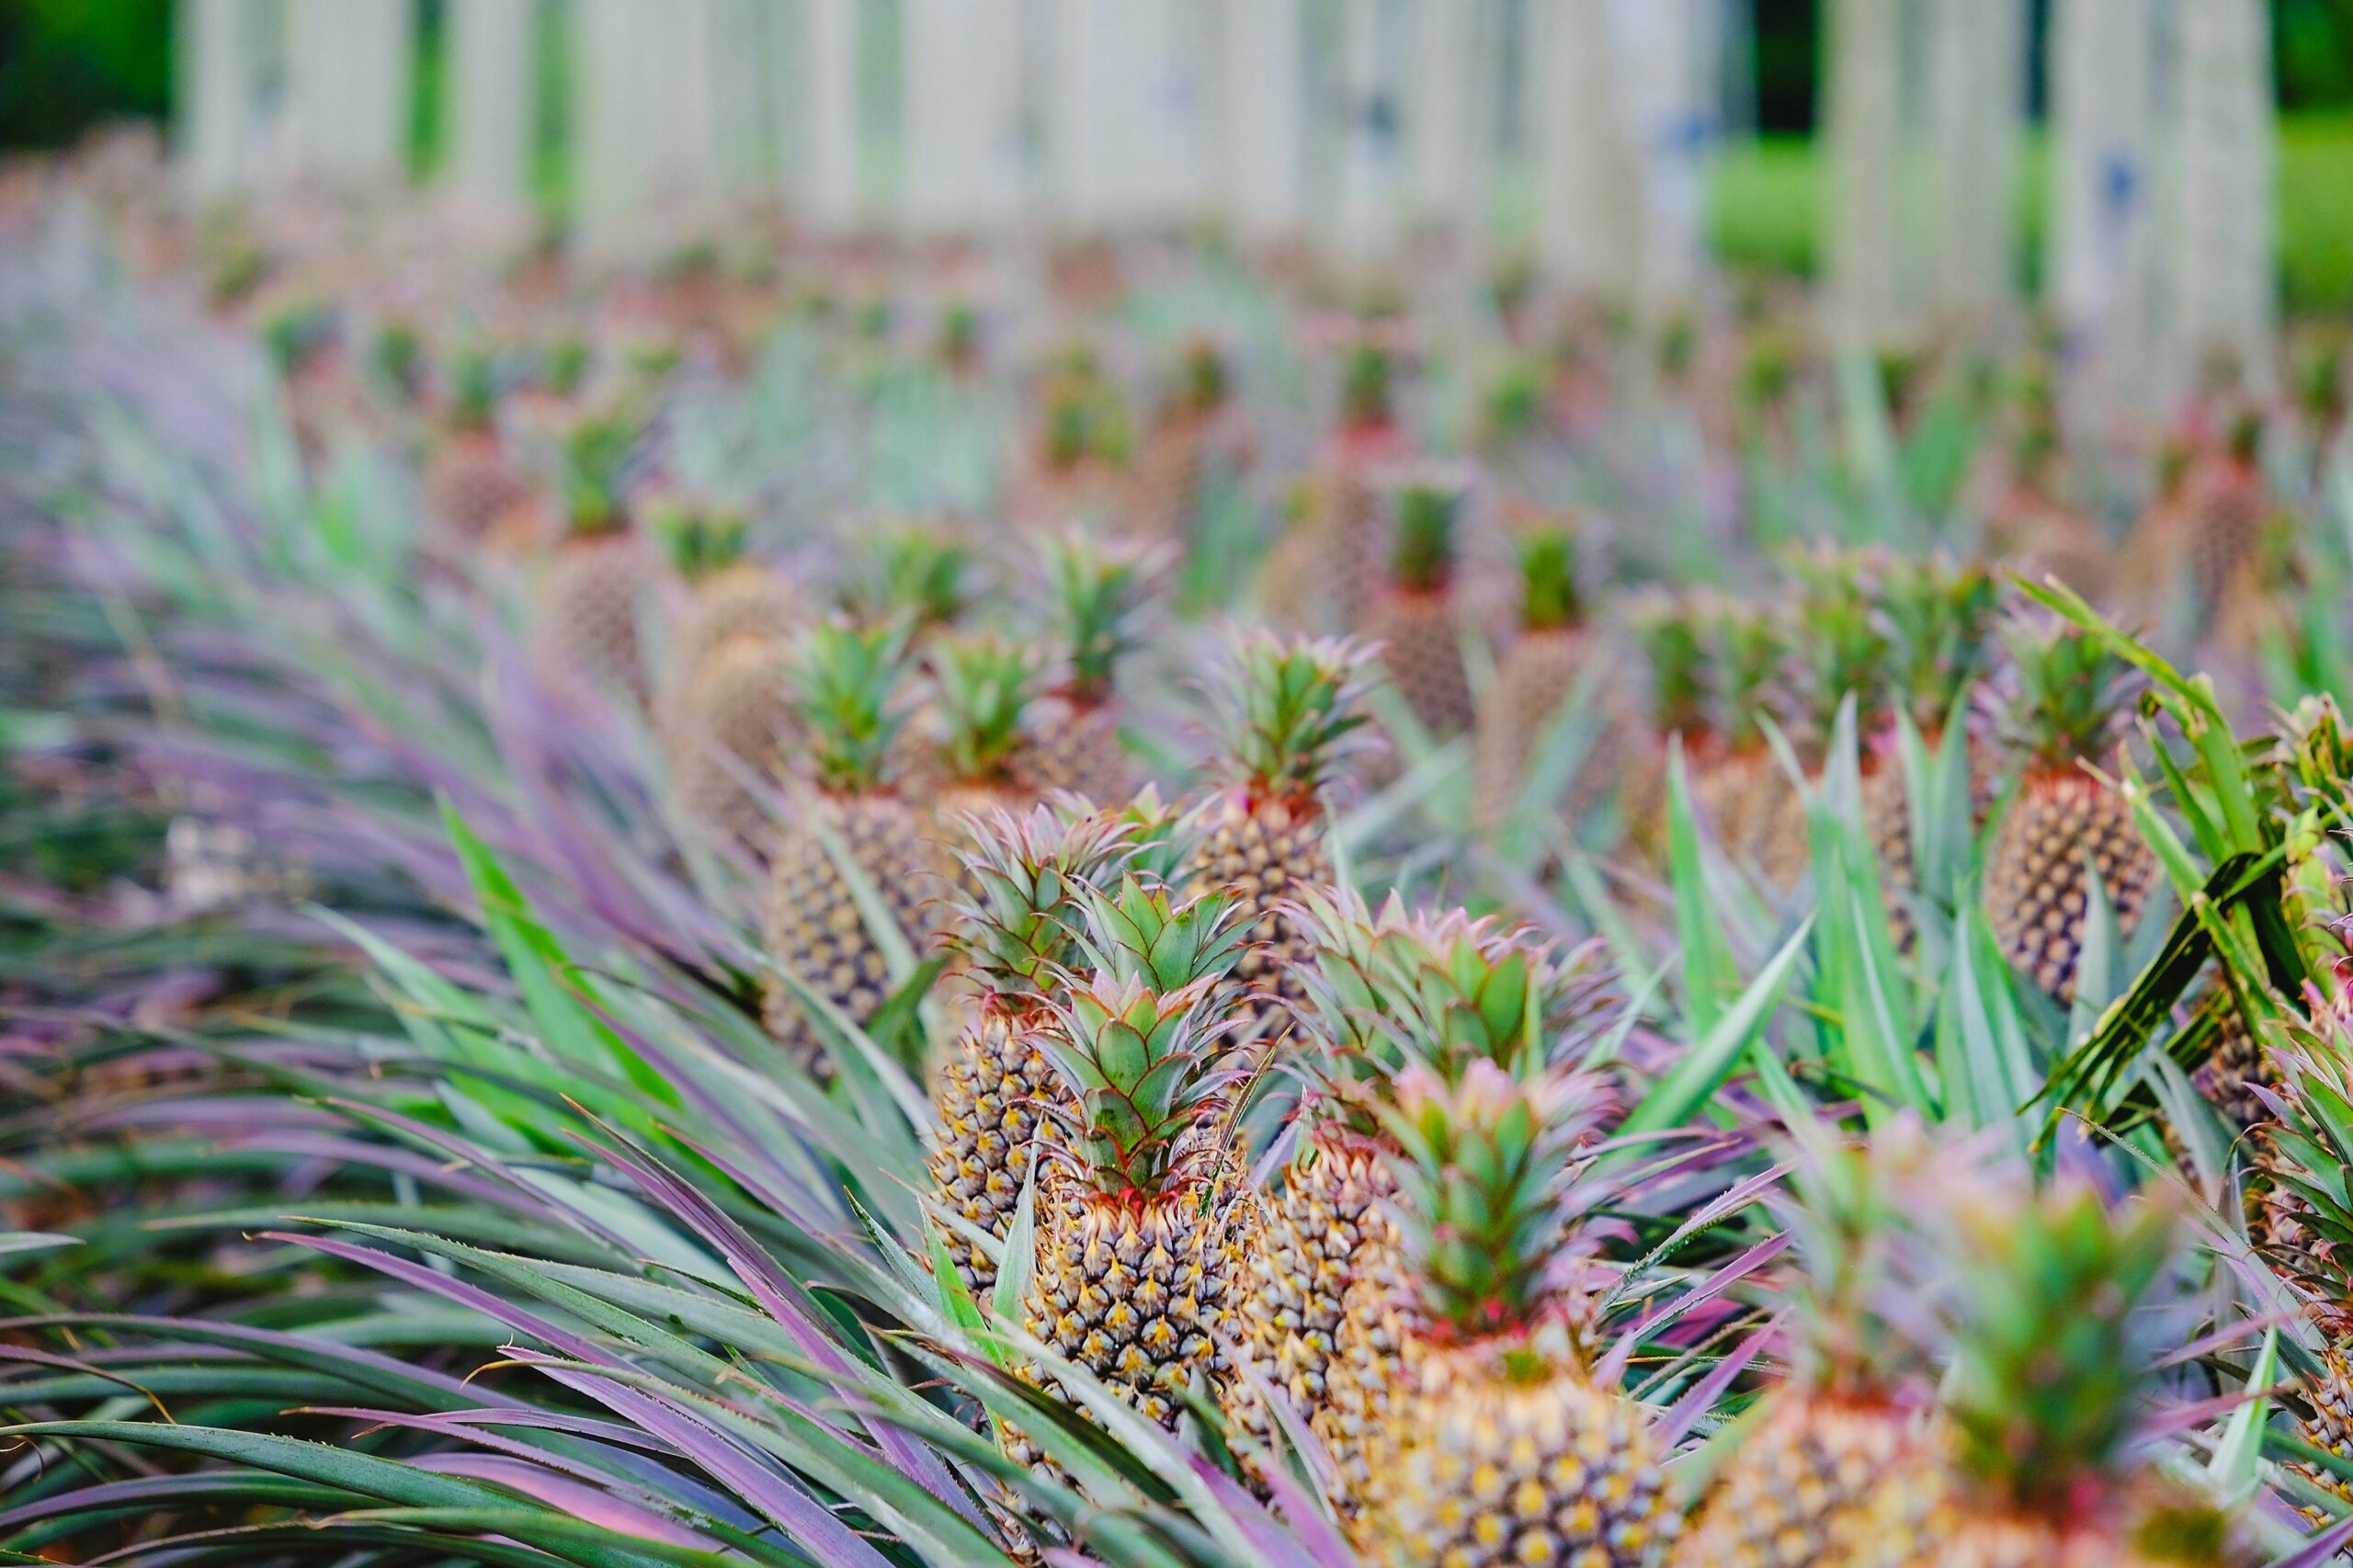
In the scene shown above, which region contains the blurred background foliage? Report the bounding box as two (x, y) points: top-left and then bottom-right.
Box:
(4, 0), (2350, 302)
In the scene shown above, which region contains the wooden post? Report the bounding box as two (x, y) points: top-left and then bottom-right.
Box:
(444, 0), (537, 219)
(2169, 0), (2278, 398)
(1221, 0), (1307, 243)
(285, 0), (417, 187)
(1821, 0), (1902, 342)
(2047, 0), (2160, 427)
(177, 0), (266, 201)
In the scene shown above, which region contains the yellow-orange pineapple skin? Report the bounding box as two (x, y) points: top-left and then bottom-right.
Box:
(1472, 627), (1601, 837)
(1357, 1336), (1677, 1568)
(1672, 1394), (1939, 1567)
(1984, 768), (2156, 1000)
(1361, 587), (1475, 741)
(1227, 1133), (1398, 1458)
(1315, 1233), (1410, 1501)
(928, 1009), (1062, 1295)
(670, 560), (797, 680)
(1006, 1180), (1254, 1474)
(1188, 790), (1332, 1040)
(424, 428), (528, 546)
(1011, 698), (1133, 804)
(539, 532), (650, 697)
(759, 791), (943, 1067)
(665, 633), (796, 845)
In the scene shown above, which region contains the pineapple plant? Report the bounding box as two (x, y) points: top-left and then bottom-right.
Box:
(1012, 534), (1161, 805)
(655, 496), (797, 687)
(840, 521), (973, 641)
(1472, 524), (1605, 838)
(653, 500), (799, 846)
(1983, 619), (2157, 1001)
(927, 801), (1132, 1295)
(1006, 877), (1255, 1472)
(1672, 1127), (1945, 1567)
(926, 631), (1049, 837)
(758, 619), (943, 1066)
(1903, 1172), (2240, 1566)
(2180, 409), (2270, 632)
(1874, 554), (2001, 866)
(1185, 633), (1379, 1044)
(1989, 412), (2111, 607)
(1623, 593), (1713, 862)
(1353, 1061), (1675, 1565)
(536, 403), (652, 699)
(1008, 357), (1132, 536)
(420, 346), (529, 549)
(1359, 471), (1477, 743)
(1136, 335), (1235, 547)
(1776, 551), (1895, 892)
(1694, 596), (1799, 879)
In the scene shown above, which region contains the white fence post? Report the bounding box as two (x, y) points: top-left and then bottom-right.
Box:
(444, 0), (537, 220)
(177, 0), (268, 201)
(2048, 0), (2162, 429)
(1220, 0), (1308, 244)
(2168, 0), (2278, 399)
(285, 0), (416, 187)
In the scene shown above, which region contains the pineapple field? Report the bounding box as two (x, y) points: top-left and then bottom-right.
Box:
(9, 8), (2353, 1561)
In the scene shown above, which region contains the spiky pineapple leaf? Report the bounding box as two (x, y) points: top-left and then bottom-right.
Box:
(1622, 915), (1813, 1138)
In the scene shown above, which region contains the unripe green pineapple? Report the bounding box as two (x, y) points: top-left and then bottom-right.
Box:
(1360, 471), (1476, 742)
(1007, 880), (1255, 1477)
(1983, 620), (2156, 1001)
(759, 620), (942, 1068)
(926, 802), (1133, 1295)
(1184, 633), (1379, 1044)
(1014, 534), (1164, 805)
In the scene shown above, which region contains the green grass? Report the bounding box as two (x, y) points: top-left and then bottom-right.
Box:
(1710, 115), (2353, 312)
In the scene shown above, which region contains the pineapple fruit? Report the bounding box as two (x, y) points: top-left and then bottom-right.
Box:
(1623, 594), (1713, 864)
(536, 404), (652, 699)
(927, 802), (1131, 1295)
(1354, 1062), (1675, 1565)
(653, 500), (798, 846)
(1185, 633), (1379, 1044)
(759, 620), (943, 1068)
(421, 346), (529, 549)
(1694, 597), (1800, 881)
(1872, 556), (2000, 948)
(1472, 524), (1610, 839)
(1983, 620), (2157, 1001)
(1014, 534), (1161, 805)
(925, 631), (1047, 840)
(1006, 878), (1254, 1473)
(1780, 551), (1896, 893)
(656, 497), (797, 686)
(1135, 336), (1235, 548)
(1007, 354), (1133, 536)
(1359, 470), (1477, 743)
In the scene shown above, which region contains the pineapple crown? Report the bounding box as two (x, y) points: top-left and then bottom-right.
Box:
(2250, 917), (2353, 1316)
(1042, 373), (1131, 468)
(1386, 476), (1463, 594)
(847, 524), (972, 630)
(540, 335), (589, 397)
(1930, 1171), (2178, 1517)
(1341, 340), (1393, 428)
(944, 801), (1133, 1008)
(1997, 616), (2142, 771)
(1515, 528), (1583, 633)
(1176, 336), (1229, 415)
(261, 299), (337, 376)
(1707, 597), (1793, 750)
(928, 632), (1047, 786)
(1791, 551), (1894, 741)
(1043, 533), (1163, 706)
(650, 497), (749, 580)
(1738, 329), (1796, 415)
(1115, 782), (1199, 889)
(938, 301), (978, 365)
(373, 319), (425, 399)
(1380, 1062), (1611, 1344)
(1040, 880), (1249, 1194)
(560, 404), (642, 535)
(1483, 358), (1545, 442)
(447, 346), (499, 432)
(1771, 1120), (1941, 1403)
(1880, 555), (1998, 730)
(2297, 339), (2345, 423)
(1208, 632), (1381, 807)
(1633, 594), (1710, 735)
(790, 619), (914, 793)
(1288, 886), (1616, 1131)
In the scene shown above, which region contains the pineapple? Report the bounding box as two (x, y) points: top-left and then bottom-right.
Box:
(1988, 415), (2111, 607)
(1014, 534), (1163, 805)
(1472, 525), (1604, 838)
(1779, 551), (1895, 892)
(666, 633), (796, 849)
(1007, 358), (1133, 536)
(654, 497), (797, 687)
(927, 802), (1132, 1295)
(1354, 1062), (1675, 1565)
(926, 631), (1049, 839)
(1185, 633), (1379, 1044)
(758, 620), (943, 1068)
(1359, 471), (1476, 743)
(1873, 556), (2001, 945)
(421, 346), (529, 549)
(1320, 339), (1412, 627)
(840, 521), (975, 640)
(1904, 1171), (2240, 1566)
(1006, 878), (1254, 1473)
(1673, 1128), (1944, 1567)
(1255, 891), (1617, 1496)
(1135, 335), (1235, 548)
(1623, 594), (1712, 863)
(1694, 597), (1799, 880)
(1983, 620), (2157, 1002)
(536, 404), (652, 699)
